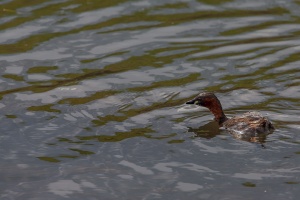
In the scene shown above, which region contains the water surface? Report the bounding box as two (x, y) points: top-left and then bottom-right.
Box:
(0, 0), (299, 199)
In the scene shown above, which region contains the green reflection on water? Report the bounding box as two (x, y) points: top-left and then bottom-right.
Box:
(242, 182), (256, 187)
(27, 104), (60, 113)
(168, 139), (185, 144)
(37, 156), (60, 163)
(69, 0), (128, 13)
(5, 114), (17, 119)
(57, 137), (85, 144)
(156, 2), (189, 9)
(198, 0), (233, 5)
(2, 74), (24, 82)
(221, 21), (292, 36)
(80, 58), (101, 64)
(0, 0), (48, 18)
(69, 148), (95, 155)
(27, 66), (58, 74)
(58, 90), (120, 105)
(76, 127), (176, 142)
(285, 181), (299, 184)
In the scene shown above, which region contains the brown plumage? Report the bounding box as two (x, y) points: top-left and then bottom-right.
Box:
(186, 92), (275, 140)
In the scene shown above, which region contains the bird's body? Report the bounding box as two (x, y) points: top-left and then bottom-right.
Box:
(186, 92), (274, 141)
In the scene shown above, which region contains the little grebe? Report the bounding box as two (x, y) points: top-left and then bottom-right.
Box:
(186, 92), (275, 140)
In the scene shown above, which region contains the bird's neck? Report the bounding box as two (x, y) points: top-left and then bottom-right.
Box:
(208, 101), (228, 126)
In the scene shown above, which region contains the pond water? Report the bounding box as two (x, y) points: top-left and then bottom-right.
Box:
(0, 0), (299, 199)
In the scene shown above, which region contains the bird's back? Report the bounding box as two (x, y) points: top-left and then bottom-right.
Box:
(222, 111), (275, 140)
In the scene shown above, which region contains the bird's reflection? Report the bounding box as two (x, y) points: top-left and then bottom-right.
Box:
(187, 121), (272, 148)
(187, 121), (220, 139)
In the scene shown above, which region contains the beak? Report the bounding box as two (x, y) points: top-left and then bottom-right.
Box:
(186, 99), (196, 105)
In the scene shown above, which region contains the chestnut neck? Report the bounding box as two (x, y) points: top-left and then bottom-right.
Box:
(207, 98), (228, 126)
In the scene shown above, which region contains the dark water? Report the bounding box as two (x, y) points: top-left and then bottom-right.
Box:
(0, 0), (299, 199)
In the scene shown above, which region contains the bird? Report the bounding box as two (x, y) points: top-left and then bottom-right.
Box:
(186, 92), (275, 141)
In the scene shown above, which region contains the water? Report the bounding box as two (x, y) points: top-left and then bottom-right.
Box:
(0, 0), (299, 199)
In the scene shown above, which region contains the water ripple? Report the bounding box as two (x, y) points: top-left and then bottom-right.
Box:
(0, 0), (300, 199)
